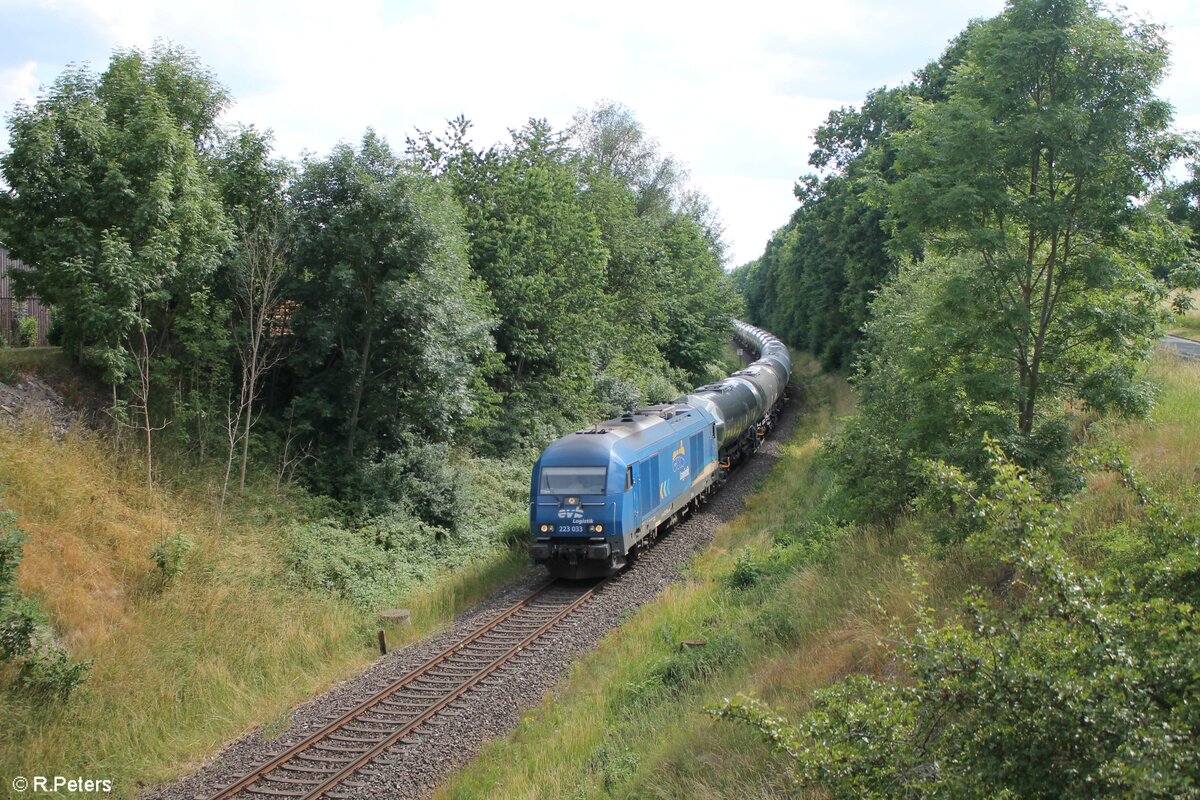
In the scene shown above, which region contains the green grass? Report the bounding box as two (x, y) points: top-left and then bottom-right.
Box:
(439, 358), (963, 799)
(438, 351), (1200, 799)
(1168, 288), (1200, 340)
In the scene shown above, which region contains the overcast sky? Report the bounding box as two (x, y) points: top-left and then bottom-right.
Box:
(2, 0), (1199, 267)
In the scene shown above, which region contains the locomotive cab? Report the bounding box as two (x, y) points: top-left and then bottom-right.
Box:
(529, 403), (721, 579)
(529, 436), (629, 579)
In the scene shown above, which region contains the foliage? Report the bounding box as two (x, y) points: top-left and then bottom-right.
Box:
(724, 548), (766, 589)
(717, 440), (1200, 799)
(0, 504), (36, 660)
(886, 0), (1178, 439)
(819, 0), (1182, 522)
(420, 119), (611, 450)
(0, 43), (231, 381)
(17, 317), (37, 348)
(17, 630), (93, 700)
(412, 111), (738, 453)
(149, 533), (193, 585)
(732, 80), (923, 370)
(286, 130), (495, 499)
(0, 43), (235, 491)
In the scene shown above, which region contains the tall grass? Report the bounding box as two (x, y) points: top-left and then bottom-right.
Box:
(0, 395), (535, 796)
(439, 352), (1199, 799)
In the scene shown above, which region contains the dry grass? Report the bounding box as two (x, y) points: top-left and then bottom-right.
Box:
(0, 409), (532, 796)
(3, 422), (172, 649)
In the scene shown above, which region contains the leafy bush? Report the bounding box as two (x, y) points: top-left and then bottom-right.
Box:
(594, 372), (643, 417)
(18, 315), (37, 348)
(1, 504), (34, 659)
(716, 442), (1200, 799)
(643, 373), (680, 405)
(724, 549), (766, 589)
(288, 450), (532, 610)
(287, 518), (405, 610)
(346, 436), (468, 531)
(150, 534), (193, 585)
(18, 629), (93, 699)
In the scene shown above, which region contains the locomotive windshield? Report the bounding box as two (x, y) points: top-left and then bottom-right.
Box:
(539, 466), (607, 495)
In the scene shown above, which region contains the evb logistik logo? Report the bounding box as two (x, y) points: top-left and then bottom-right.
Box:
(11, 775), (113, 794)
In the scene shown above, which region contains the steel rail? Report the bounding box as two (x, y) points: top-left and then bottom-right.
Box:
(298, 582), (600, 798)
(206, 578), (593, 800)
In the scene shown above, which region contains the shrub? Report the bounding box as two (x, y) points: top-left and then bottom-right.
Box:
(349, 435), (468, 531)
(18, 629), (92, 699)
(18, 315), (37, 347)
(150, 533), (193, 585)
(724, 549), (766, 589)
(643, 373), (680, 405)
(594, 372), (643, 416)
(1, 504), (35, 659)
(1, 499), (91, 698)
(716, 442), (1200, 799)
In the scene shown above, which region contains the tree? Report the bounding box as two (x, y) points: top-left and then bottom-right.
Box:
(886, 0), (1179, 438)
(0, 43), (231, 486)
(572, 104), (738, 387)
(570, 101), (684, 219)
(287, 131), (494, 496)
(212, 126), (294, 500)
(432, 120), (610, 448)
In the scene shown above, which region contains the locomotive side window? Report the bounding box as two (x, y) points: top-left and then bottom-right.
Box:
(625, 466), (633, 491)
(539, 466), (607, 495)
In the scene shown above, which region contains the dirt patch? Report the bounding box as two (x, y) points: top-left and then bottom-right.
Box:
(0, 376), (80, 438)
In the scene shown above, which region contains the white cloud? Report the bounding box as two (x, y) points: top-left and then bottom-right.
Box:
(0, 61), (40, 121)
(3, 0), (1199, 264)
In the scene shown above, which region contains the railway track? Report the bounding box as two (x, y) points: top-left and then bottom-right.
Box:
(205, 579), (602, 800)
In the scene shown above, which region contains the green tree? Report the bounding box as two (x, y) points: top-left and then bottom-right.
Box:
(572, 103), (739, 388)
(432, 120), (610, 448)
(287, 131), (494, 494)
(718, 443), (1200, 799)
(886, 0), (1179, 437)
(0, 44), (232, 486)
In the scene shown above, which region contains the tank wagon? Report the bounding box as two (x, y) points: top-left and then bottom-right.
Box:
(529, 321), (791, 578)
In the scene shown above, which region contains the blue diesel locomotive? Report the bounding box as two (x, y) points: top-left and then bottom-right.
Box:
(529, 321), (791, 578)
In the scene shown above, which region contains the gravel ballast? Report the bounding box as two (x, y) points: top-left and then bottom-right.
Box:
(143, 391), (801, 800)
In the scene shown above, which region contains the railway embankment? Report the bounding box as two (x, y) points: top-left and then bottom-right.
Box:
(439, 350), (1200, 799)
(0, 349), (532, 798)
(143, 352), (808, 800)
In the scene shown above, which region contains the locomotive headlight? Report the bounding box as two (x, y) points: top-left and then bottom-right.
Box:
(594, 524), (604, 533)
(539, 524), (550, 533)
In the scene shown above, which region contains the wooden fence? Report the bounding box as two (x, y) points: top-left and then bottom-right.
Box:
(0, 245), (51, 347)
